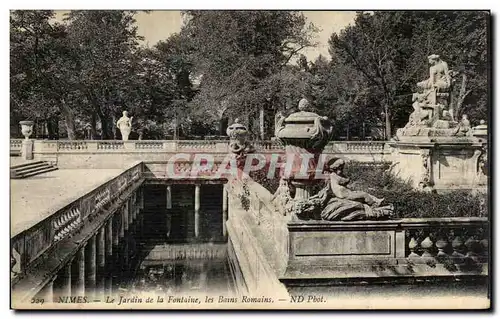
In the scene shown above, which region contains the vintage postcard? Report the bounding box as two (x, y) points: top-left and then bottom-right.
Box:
(9, 10), (490, 310)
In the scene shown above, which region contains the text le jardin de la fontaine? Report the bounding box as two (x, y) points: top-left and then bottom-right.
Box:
(34, 294), (327, 305)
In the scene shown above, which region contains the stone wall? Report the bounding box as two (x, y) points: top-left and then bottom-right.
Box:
(225, 172), (489, 302)
(17, 140), (391, 169)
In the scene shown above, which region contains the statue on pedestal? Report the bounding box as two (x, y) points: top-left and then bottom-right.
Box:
(116, 111), (133, 141)
(417, 54), (451, 93)
(396, 55), (469, 138)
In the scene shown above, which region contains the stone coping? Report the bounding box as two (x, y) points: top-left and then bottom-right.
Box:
(287, 217), (488, 231)
(10, 161), (142, 237)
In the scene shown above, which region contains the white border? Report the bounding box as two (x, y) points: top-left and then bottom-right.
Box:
(1, 1), (498, 318)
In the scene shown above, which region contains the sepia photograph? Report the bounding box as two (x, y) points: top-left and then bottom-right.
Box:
(8, 8), (491, 310)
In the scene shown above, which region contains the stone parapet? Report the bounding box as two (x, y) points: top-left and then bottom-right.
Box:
(388, 137), (487, 190)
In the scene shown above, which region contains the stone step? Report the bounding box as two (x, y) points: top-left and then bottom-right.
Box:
(11, 166), (58, 179)
(12, 162), (50, 173)
(15, 166), (58, 179)
(13, 163), (53, 175)
(10, 160), (45, 170)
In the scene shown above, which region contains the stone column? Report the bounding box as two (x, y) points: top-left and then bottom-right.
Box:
(139, 187), (144, 209)
(166, 185), (172, 209)
(106, 219), (113, 258)
(97, 227), (105, 299)
(222, 184), (228, 237)
(54, 260), (72, 301)
(122, 236), (129, 271)
(116, 210), (125, 240)
(166, 185), (172, 238)
(139, 211), (144, 239)
(131, 196), (136, 222)
(128, 198), (135, 234)
(123, 206), (129, 232)
(38, 276), (56, 303)
(85, 235), (96, 298)
(128, 198), (133, 224)
(105, 219), (113, 295)
(194, 184), (201, 238)
(72, 248), (85, 296)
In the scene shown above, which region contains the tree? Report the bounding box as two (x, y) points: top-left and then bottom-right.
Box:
(63, 10), (144, 139)
(328, 11), (489, 139)
(10, 10), (69, 138)
(180, 11), (318, 138)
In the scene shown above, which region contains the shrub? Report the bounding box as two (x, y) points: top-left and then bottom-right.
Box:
(250, 161), (488, 218)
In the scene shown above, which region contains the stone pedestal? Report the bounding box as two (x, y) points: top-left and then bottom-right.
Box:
(275, 98), (333, 202)
(389, 137), (487, 190)
(194, 184), (200, 238)
(21, 139), (34, 160)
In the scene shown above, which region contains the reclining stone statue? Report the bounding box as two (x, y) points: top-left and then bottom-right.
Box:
(289, 159), (394, 221)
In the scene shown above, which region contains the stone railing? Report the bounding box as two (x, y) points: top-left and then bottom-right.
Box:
(10, 161), (144, 284)
(11, 139), (393, 154)
(401, 218), (488, 265)
(10, 138), (23, 155)
(227, 172), (489, 293)
(255, 140), (283, 151)
(9, 139), (393, 169)
(226, 172), (291, 296)
(135, 141), (164, 150)
(143, 243), (227, 261)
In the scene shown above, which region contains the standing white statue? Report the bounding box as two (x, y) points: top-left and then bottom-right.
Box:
(116, 111), (133, 141)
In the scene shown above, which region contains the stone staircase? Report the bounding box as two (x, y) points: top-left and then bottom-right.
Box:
(10, 161), (58, 179)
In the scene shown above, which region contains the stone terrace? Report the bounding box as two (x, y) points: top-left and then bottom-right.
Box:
(11, 168), (123, 236)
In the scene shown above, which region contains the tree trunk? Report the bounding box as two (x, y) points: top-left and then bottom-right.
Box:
(47, 116), (57, 140)
(259, 105), (265, 140)
(96, 107), (112, 140)
(111, 113), (117, 140)
(455, 73), (469, 119)
(384, 104), (392, 140)
(101, 117), (112, 140)
(60, 99), (76, 140)
(90, 113), (97, 140)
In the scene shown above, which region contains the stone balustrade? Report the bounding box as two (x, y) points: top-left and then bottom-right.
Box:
(11, 139), (392, 154)
(11, 138), (23, 155)
(10, 139), (393, 169)
(10, 162), (144, 288)
(402, 218), (488, 266)
(226, 171), (489, 294)
(142, 243), (228, 261)
(226, 172), (293, 296)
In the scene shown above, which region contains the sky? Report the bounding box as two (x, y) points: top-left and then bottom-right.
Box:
(55, 10), (356, 61)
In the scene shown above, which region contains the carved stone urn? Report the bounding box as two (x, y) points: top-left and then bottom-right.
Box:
(275, 98), (333, 199)
(19, 121), (34, 140)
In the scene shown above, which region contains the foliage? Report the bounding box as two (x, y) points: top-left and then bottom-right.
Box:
(252, 161), (487, 218)
(327, 11), (489, 139)
(10, 10), (489, 140)
(237, 180), (251, 211)
(180, 11), (318, 135)
(10, 11), (66, 137)
(344, 162), (487, 218)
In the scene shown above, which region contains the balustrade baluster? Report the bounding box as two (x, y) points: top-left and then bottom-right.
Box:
(465, 237), (481, 263)
(435, 230), (450, 264)
(420, 236), (435, 264)
(451, 236), (465, 264)
(480, 238), (488, 257)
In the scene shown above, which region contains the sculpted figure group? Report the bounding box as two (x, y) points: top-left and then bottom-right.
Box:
(272, 159), (394, 221)
(398, 54), (472, 137)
